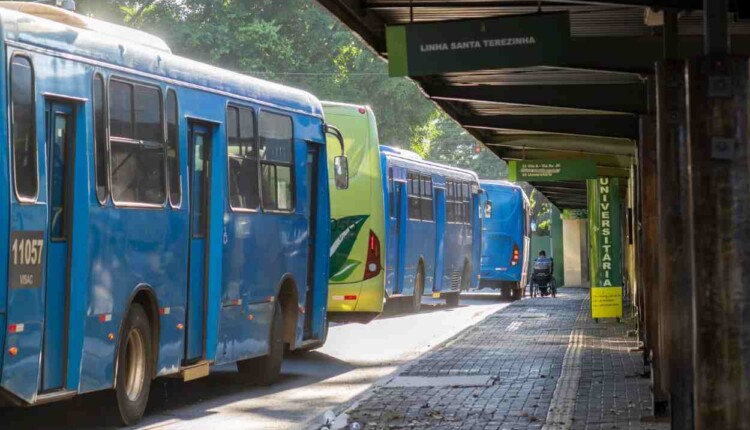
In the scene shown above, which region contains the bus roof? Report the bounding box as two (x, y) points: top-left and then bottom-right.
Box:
(0, 5), (323, 118)
(480, 180), (530, 205)
(381, 145), (479, 182)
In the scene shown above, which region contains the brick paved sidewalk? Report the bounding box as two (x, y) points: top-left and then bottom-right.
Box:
(326, 289), (668, 430)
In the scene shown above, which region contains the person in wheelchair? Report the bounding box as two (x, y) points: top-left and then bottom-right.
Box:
(531, 250), (556, 297)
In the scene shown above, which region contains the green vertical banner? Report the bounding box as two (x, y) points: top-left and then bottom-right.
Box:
(588, 177), (623, 319)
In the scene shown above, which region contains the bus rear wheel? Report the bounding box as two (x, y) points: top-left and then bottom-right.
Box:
(237, 301), (284, 385)
(412, 268), (424, 313)
(114, 303), (153, 427)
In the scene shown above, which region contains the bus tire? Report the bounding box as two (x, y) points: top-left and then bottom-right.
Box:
(412, 267), (424, 313)
(237, 301), (284, 385)
(114, 303), (153, 427)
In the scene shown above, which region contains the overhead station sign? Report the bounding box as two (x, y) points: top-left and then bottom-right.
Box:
(508, 159), (597, 182)
(386, 12), (571, 77)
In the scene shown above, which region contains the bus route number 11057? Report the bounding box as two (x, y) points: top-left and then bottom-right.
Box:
(9, 231), (44, 289)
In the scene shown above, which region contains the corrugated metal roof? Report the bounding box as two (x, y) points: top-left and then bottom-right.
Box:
(315, 0), (750, 208)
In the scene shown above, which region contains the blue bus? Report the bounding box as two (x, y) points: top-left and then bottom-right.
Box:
(381, 146), (481, 311)
(478, 181), (531, 299)
(0, 4), (346, 425)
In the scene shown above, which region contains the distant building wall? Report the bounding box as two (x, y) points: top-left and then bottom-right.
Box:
(551, 206), (565, 286)
(563, 219), (586, 287)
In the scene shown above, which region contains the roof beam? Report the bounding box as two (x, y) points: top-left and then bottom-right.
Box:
(485, 134), (636, 156)
(361, 0), (708, 10)
(565, 35), (750, 74)
(464, 114), (639, 139)
(426, 83), (647, 114)
(499, 148), (633, 168)
(543, 0), (702, 8)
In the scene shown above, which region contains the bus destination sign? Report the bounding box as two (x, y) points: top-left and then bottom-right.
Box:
(386, 12), (571, 77)
(508, 159), (597, 182)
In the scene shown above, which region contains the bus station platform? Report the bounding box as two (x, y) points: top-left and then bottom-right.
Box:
(323, 289), (665, 430)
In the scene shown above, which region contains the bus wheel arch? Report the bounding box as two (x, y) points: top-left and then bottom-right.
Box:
(115, 285), (161, 382)
(131, 285), (161, 379)
(110, 285), (159, 425)
(276, 275), (299, 350)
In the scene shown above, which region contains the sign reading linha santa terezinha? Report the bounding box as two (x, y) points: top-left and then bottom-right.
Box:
(386, 13), (571, 77)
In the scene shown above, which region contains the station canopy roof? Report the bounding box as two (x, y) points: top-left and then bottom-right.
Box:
(315, 0), (750, 209)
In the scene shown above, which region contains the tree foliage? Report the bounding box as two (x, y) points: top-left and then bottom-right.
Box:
(73, 0), (508, 178)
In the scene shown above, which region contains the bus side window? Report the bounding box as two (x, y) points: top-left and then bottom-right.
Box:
(166, 89), (181, 207)
(407, 172), (421, 220)
(109, 79), (166, 206)
(227, 106), (259, 210)
(420, 175), (433, 221)
(446, 181), (454, 223)
(10, 55), (38, 202)
(259, 111), (294, 212)
(93, 73), (108, 203)
(462, 183), (470, 224)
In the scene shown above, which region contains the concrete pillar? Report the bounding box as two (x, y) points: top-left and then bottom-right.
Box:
(640, 110), (669, 413)
(656, 59), (693, 430)
(686, 55), (750, 430)
(551, 206), (565, 287)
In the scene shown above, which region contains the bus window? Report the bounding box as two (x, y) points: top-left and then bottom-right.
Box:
(93, 74), (107, 203)
(462, 183), (470, 224)
(109, 80), (166, 205)
(11, 55), (37, 201)
(166, 89), (181, 207)
(227, 106), (259, 210)
(420, 175), (433, 221)
(259, 111), (294, 211)
(446, 181), (454, 223)
(407, 172), (421, 220)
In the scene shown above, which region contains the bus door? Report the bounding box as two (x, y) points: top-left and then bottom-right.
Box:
(186, 121), (211, 361)
(433, 187), (446, 292)
(303, 145), (319, 339)
(39, 101), (76, 393)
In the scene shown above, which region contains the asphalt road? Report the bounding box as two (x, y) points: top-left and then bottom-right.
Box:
(1, 294), (511, 430)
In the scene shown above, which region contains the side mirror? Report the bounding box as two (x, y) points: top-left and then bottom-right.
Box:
(484, 201), (493, 219)
(326, 124), (349, 190)
(334, 156), (349, 190)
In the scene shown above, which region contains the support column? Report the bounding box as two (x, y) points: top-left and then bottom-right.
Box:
(689, 1), (750, 428)
(687, 55), (750, 430)
(640, 104), (668, 413)
(656, 58), (693, 429)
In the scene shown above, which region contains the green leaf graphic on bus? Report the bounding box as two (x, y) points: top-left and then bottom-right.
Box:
(331, 259), (361, 282)
(329, 215), (369, 280)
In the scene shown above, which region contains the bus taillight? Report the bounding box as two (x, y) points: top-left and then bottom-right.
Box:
(364, 230), (381, 280)
(511, 244), (520, 266)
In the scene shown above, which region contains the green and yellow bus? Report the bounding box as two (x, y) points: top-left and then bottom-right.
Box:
(324, 102), (386, 323)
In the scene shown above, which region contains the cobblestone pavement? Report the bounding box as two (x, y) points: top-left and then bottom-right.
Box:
(334, 289), (668, 430)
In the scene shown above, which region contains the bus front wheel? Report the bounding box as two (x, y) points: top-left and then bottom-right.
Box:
(114, 303), (153, 427)
(237, 301), (284, 385)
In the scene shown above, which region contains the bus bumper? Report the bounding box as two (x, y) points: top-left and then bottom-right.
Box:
(328, 272), (385, 314)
